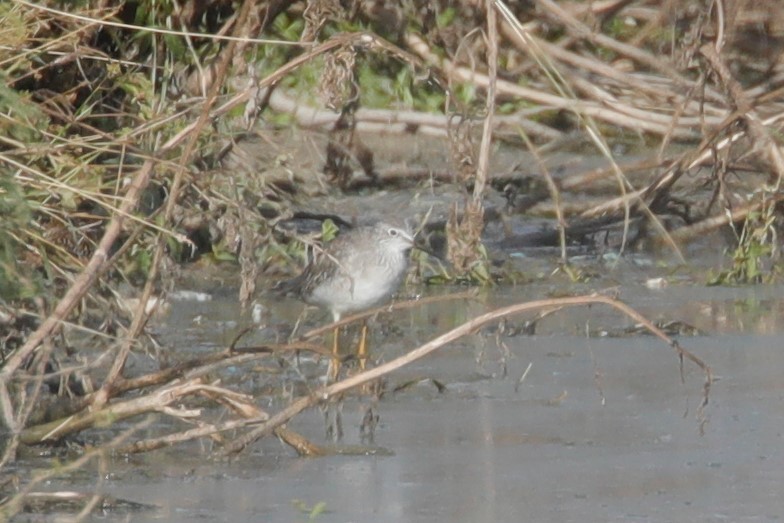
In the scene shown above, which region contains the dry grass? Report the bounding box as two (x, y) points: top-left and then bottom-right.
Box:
(2, 0), (781, 516)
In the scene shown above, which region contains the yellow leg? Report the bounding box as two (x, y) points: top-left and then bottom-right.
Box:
(328, 326), (340, 382)
(357, 322), (369, 371)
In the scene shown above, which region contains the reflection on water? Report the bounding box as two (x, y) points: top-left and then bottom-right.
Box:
(40, 281), (784, 522)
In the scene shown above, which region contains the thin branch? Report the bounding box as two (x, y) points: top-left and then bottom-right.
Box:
(221, 294), (711, 455)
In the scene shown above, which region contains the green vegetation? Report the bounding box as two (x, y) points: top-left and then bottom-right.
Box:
(0, 175), (37, 300)
(709, 206), (779, 285)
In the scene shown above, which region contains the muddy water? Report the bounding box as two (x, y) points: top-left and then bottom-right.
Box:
(36, 274), (784, 522)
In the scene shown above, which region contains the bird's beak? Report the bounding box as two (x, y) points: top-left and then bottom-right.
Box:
(413, 237), (443, 261)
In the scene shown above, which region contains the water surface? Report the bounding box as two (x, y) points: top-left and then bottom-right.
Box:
(34, 277), (784, 523)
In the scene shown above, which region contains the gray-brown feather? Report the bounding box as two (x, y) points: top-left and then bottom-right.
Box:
(292, 222), (413, 320)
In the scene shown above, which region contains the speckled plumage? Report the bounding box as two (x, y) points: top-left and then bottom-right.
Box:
(292, 222), (414, 321)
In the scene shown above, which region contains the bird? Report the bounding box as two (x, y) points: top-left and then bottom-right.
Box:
(283, 220), (416, 372)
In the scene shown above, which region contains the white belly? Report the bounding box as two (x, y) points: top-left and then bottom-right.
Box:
(307, 261), (407, 317)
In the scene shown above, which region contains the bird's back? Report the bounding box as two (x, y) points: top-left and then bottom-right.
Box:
(288, 223), (412, 318)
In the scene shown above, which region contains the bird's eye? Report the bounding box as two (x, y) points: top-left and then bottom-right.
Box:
(388, 228), (398, 237)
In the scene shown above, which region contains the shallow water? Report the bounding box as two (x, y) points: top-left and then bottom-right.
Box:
(30, 273), (784, 522)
